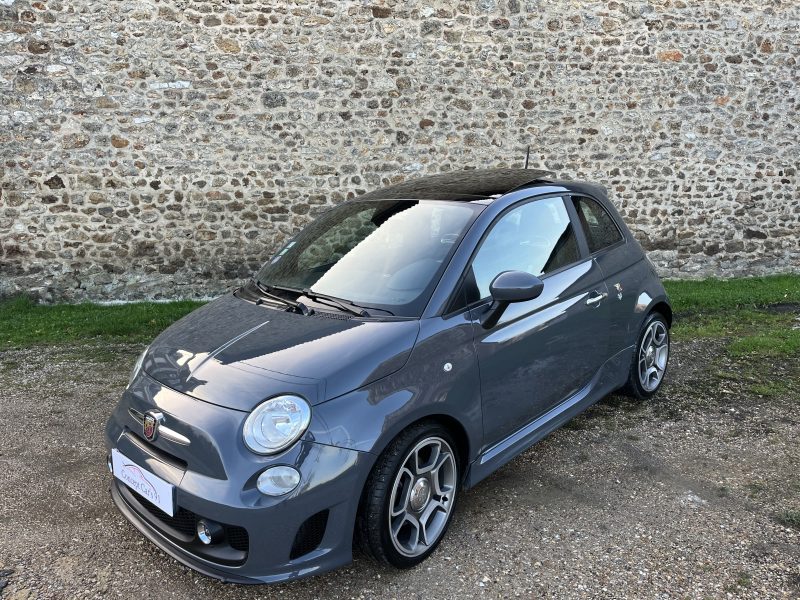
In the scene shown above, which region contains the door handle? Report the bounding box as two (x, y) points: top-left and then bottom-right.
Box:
(586, 291), (608, 306)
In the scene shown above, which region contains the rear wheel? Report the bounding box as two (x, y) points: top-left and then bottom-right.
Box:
(356, 422), (459, 568)
(623, 312), (670, 400)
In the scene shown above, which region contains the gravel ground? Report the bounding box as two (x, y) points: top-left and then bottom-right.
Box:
(0, 339), (798, 599)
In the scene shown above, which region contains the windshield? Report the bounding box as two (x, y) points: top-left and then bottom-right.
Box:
(256, 200), (481, 317)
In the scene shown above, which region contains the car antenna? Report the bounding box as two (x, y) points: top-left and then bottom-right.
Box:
(524, 145), (530, 169)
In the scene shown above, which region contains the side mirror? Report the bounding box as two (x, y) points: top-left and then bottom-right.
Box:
(481, 271), (544, 329)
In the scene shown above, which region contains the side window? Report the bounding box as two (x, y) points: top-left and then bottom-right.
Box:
(572, 196), (622, 253)
(468, 197), (580, 300)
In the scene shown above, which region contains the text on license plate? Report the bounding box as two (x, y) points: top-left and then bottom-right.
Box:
(111, 448), (175, 516)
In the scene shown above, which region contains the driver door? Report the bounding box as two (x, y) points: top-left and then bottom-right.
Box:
(465, 196), (611, 448)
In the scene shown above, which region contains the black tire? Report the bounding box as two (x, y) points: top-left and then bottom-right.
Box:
(622, 311), (670, 400)
(356, 421), (460, 568)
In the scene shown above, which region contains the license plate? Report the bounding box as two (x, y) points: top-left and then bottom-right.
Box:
(111, 448), (176, 516)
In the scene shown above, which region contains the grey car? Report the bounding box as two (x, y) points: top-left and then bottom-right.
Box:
(105, 169), (672, 583)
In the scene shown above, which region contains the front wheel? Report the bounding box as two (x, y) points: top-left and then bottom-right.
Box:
(356, 422), (459, 568)
(623, 312), (670, 400)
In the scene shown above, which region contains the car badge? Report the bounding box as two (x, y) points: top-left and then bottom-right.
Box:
(143, 410), (163, 442)
(614, 282), (623, 301)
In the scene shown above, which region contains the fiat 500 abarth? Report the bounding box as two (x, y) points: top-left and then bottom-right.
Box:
(105, 168), (672, 583)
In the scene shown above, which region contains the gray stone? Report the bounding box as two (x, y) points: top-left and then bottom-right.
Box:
(261, 91), (287, 109)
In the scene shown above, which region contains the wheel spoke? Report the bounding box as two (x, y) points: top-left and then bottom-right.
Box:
(418, 498), (447, 546)
(653, 324), (667, 346)
(415, 441), (440, 475)
(418, 513), (431, 546)
(391, 513), (421, 554)
(655, 346), (668, 371)
(642, 328), (654, 350)
(390, 468), (414, 517)
(431, 453), (454, 497)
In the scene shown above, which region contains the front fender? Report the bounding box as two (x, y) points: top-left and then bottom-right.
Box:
(307, 313), (483, 465)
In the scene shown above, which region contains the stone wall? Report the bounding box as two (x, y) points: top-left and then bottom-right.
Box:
(0, 0), (797, 302)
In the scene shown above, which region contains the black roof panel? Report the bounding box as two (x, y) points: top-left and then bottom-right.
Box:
(357, 168), (552, 202)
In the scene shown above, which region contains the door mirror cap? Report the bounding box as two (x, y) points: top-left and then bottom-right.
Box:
(489, 271), (544, 303)
(481, 271), (544, 329)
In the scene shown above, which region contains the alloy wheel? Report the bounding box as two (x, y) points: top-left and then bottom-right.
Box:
(638, 320), (669, 392)
(387, 436), (457, 558)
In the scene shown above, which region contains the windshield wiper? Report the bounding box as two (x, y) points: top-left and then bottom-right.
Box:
(301, 289), (369, 317)
(259, 283), (394, 317)
(307, 289), (396, 317)
(252, 280), (312, 315)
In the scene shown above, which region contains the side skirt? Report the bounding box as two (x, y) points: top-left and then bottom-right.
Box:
(464, 345), (633, 489)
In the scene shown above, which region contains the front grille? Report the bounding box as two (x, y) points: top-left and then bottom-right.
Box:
(129, 487), (249, 552)
(290, 509), (329, 559)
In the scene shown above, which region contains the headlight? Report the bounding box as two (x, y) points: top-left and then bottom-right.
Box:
(243, 395), (311, 455)
(127, 346), (149, 388)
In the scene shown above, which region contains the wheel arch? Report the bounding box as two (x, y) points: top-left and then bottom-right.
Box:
(370, 413), (472, 479)
(650, 300), (673, 328)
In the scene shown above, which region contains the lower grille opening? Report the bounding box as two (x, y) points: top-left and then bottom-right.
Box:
(135, 493), (197, 538)
(225, 525), (250, 552)
(118, 483), (249, 564)
(290, 509), (329, 560)
(132, 489), (249, 551)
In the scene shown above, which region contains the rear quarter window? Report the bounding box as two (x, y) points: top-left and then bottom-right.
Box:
(573, 196), (623, 253)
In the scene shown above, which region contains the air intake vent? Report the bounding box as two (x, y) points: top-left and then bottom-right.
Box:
(290, 509), (329, 559)
(312, 311), (352, 320)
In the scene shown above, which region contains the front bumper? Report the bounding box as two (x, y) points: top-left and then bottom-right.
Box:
(105, 374), (374, 583)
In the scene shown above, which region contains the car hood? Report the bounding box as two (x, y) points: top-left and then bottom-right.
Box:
(142, 294), (420, 411)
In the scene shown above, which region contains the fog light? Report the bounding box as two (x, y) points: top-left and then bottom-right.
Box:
(257, 466), (300, 496)
(196, 519), (224, 545)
